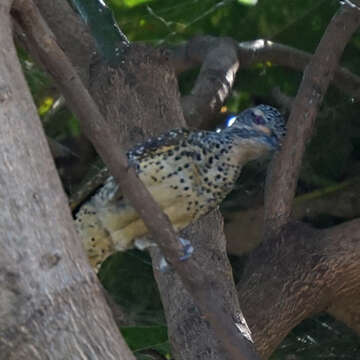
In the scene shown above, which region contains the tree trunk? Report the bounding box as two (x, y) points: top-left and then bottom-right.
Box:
(0, 5), (135, 360)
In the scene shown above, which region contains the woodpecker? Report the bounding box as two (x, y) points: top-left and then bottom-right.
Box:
(75, 105), (285, 271)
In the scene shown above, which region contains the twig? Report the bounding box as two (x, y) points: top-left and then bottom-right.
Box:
(263, 4), (360, 237)
(12, 1), (260, 359)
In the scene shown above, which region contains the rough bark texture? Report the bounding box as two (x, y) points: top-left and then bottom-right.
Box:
(0, 6), (135, 360)
(90, 46), (257, 360)
(328, 294), (360, 335)
(33, 0), (95, 83)
(238, 220), (360, 358)
(151, 210), (251, 360)
(89, 44), (186, 148)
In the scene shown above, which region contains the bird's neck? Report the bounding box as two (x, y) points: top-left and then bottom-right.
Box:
(226, 136), (271, 165)
(212, 130), (271, 166)
(190, 131), (271, 199)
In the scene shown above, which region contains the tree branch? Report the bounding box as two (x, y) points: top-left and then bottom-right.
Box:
(175, 37), (240, 128)
(264, 4), (360, 237)
(237, 39), (360, 100)
(12, 1), (260, 359)
(225, 176), (360, 256)
(171, 36), (360, 129)
(238, 219), (360, 358)
(328, 294), (360, 336)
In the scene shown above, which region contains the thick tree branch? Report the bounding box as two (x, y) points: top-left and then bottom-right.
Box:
(238, 219), (360, 358)
(234, 7), (360, 356)
(328, 294), (360, 336)
(177, 37), (240, 128)
(264, 4), (360, 237)
(20, 2), (360, 138)
(12, 1), (260, 359)
(12, 0), (184, 264)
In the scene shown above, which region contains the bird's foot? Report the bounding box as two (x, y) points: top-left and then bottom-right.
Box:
(178, 237), (194, 261)
(134, 235), (193, 271)
(134, 236), (157, 250)
(158, 237), (194, 272)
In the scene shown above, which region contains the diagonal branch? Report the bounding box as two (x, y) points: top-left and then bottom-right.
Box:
(263, 3), (360, 237)
(12, 1), (260, 359)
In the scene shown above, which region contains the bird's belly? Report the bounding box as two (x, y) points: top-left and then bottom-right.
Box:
(76, 161), (217, 271)
(107, 180), (204, 247)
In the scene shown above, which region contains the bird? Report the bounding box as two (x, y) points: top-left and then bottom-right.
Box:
(74, 104), (285, 271)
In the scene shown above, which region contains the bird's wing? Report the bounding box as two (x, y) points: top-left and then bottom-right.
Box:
(71, 128), (191, 209)
(70, 167), (111, 211)
(110, 128), (191, 202)
(127, 128), (190, 163)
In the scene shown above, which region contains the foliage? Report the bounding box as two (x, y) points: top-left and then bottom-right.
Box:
(272, 313), (360, 359)
(99, 250), (165, 325)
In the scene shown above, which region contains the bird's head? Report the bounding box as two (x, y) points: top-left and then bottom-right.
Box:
(224, 104), (286, 150)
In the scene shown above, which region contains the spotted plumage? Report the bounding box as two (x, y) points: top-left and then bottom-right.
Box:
(75, 105), (285, 271)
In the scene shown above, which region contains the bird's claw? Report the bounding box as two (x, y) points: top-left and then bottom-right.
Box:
(178, 237), (194, 261)
(158, 237), (193, 272)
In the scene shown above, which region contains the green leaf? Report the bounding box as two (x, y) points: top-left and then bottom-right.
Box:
(99, 250), (165, 324)
(121, 325), (169, 351)
(111, 0), (152, 8)
(237, 0), (258, 6)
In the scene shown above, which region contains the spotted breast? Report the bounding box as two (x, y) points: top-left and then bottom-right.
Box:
(75, 104), (285, 271)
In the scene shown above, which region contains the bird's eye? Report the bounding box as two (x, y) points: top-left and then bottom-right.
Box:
(253, 114), (265, 125)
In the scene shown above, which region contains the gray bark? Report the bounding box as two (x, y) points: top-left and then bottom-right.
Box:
(0, 5), (135, 360)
